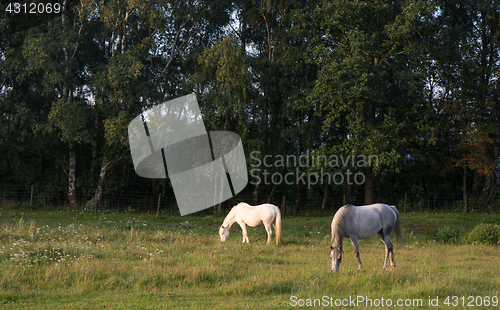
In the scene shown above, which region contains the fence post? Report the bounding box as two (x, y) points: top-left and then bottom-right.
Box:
(157, 194), (161, 216)
(281, 196), (286, 218)
(30, 186), (34, 206)
(404, 193), (407, 213)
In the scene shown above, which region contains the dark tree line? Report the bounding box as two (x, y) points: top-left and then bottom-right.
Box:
(1, 0), (500, 212)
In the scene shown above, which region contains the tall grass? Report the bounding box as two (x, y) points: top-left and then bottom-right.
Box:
(0, 207), (499, 309)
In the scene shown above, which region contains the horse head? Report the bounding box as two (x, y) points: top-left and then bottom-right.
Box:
(219, 225), (230, 242)
(330, 246), (343, 272)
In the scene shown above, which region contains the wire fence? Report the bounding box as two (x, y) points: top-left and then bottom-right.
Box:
(0, 184), (484, 216)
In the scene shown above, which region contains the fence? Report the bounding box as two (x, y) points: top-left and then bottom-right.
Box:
(0, 184), (481, 216)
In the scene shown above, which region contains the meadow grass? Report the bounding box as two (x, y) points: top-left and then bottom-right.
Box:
(0, 207), (499, 309)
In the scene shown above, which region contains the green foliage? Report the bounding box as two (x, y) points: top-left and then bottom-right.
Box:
(10, 202), (32, 211)
(1, 0), (500, 212)
(433, 227), (463, 244)
(466, 223), (500, 246)
(193, 37), (251, 132)
(48, 99), (93, 144)
(294, 0), (441, 205)
(103, 112), (133, 148)
(450, 197), (494, 214)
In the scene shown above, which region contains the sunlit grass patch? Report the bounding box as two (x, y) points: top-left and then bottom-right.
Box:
(0, 208), (499, 308)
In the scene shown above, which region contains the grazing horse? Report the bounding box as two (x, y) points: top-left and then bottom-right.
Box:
(330, 203), (402, 272)
(219, 202), (282, 246)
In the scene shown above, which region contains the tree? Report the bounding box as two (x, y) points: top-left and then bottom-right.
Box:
(433, 0), (500, 209)
(1, 0), (93, 203)
(84, 0), (232, 210)
(192, 36), (251, 134)
(298, 0), (438, 204)
(225, 0), (322, 208)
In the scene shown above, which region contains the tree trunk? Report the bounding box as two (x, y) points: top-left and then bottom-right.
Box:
(298, 179), (307, 213)
(86, 157), (111, 211)
(364, 165), (374, 205)
(355, 182), (365, 206)
(240, 1), (247, 53)
(487, 136), (500, 206)
(321, 181), (328, 210)
(480, 173), (493, 201)
(345, 181), (352, 205)
(62, 0), (77, 207)
(266, 183), (276, 204)
(487, 176), (500, 207)
(364, 102), (375, 205)
(471, 170), (482, 198)
(252, 179), (261, 204)
(90, 111), (101, 176)
(68, 142), (77, 206)
(463, 166), (467, 213)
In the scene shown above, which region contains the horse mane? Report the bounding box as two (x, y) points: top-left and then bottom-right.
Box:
(331, 205), (353, 250)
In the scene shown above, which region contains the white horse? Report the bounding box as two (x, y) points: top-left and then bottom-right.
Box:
(330, 203), (402, 272)
(219, 202), (282, 246)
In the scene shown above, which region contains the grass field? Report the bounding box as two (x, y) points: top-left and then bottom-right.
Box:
(0, 206), (499, 309)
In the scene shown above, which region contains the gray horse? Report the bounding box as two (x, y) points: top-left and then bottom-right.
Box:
(330, 203), (402, 272)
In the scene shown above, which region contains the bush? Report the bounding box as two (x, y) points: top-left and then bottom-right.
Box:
(433, 227), (463, 244)
(466, 223), (500, 246)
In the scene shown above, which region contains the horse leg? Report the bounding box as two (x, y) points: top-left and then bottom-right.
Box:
(239, 223), (249, 243)
(264, 223), (272, 245)
(384, 241), (395, 268)
(380, 234), (394, 269)
(387, 239), (395, 267)
(350, 237), (362, 270)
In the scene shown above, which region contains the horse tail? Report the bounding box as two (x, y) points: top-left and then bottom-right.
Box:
(390, 205), (403, 248)
(274, 206), (282, 246)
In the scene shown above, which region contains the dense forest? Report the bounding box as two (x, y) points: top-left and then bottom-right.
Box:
(1, 0), (499, 214)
